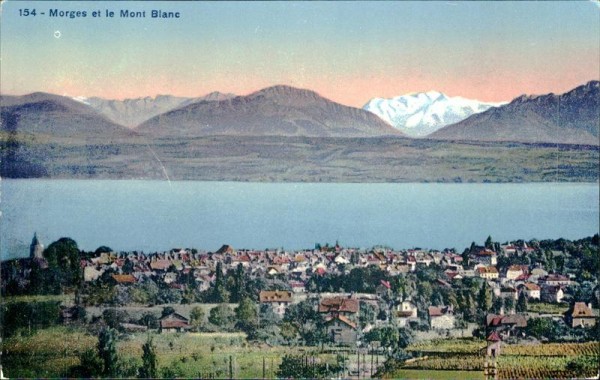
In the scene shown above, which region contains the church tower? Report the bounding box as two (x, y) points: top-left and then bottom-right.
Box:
(30, 233), (44, 259)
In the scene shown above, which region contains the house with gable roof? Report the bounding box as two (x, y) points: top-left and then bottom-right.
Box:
(259, 290), (293, 316)
(564, 302), (596, 328)
(428, 306), (455, 329)
(159, 312), (190, 333)
(324, 315), (357, 346)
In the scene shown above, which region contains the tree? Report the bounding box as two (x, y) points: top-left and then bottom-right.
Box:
(235, 296), (258, 333)
(139, 312), (158, 329)
(44, 237), (82, 289)
(102, 308), (129, 329)
(230, 263), (246, 303)
(442, 288), (458, 309)
(283, 300), (327, 346)
(210, 262), (230, 303)
(1, 301), (61, 338)
(130, 279), (159, 305)
(190, 306), (206, 331)
(72, 348), (103, 377)
(359, 302), (376, 327)
(280, 321), (299, 345)
(526, 317), (555, 340)
(431, 291), (444, 307)
(397, 328), (414, 349)
(209, 303), (234, 328)
(98, 328), (119, 376)
(477, 282), (493, 312)
(516, 292), (528, 313)
(485, 236), (493, 250)
(122, 259), (134, 274)
(157, 287), (182, 304)
(547, 252), (556, 273)
(492, 296), (504, 314)
(94, 246), (113, 255)
(504, 297), (515, 314)
(139, 336), (158, 379)
(462, 292), (476, 322)
(161, 306), (176, 318)
(416, 281), (433, 302)
(462, 248), (471, 267)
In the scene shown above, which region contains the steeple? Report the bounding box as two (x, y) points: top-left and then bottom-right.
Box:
(30, 233), (44, 259)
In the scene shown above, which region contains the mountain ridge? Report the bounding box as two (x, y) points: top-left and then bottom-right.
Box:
(136, 85), (404, 138)
(74, 92), (236, 128)
(0, 92), (135, 140)
(430, 80), (599, 145)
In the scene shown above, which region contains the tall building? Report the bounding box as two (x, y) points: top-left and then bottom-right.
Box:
(30, 233), (44, 259)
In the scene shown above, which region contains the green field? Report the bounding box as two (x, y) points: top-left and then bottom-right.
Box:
(2, 327), (349, 378)
(527, 302), (569, 314)
(4, 327), (598, 379)
(2, 294), (75, 304)
(2, 327), (96, 378)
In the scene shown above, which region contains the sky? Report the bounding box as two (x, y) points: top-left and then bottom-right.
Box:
(1, 1), (599, 107)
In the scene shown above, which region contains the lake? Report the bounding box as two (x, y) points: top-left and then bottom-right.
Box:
(1, 180), (598, 259)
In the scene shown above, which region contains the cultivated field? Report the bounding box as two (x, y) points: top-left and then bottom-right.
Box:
(398, 338), (600, 380)
(1, 327), (384, 378)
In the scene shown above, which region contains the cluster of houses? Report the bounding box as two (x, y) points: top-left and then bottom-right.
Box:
(21, 235), (597, 344)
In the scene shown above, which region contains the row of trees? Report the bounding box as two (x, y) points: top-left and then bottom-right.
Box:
(70, 328), (157, 378)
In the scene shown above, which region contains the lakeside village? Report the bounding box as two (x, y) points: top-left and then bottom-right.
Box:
(1, 234), (599, 378)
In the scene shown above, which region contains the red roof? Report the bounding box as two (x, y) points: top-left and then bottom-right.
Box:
(161, 319), (190, 329)
(111, 274), (136, 284)
(150, 260), (171, 270)
(487, 331), (502, 342)
(380, 280), (391, 289)
(160, 313), (190, 329)
(325, 315), (357, 329)
(319, 297), (359, 314)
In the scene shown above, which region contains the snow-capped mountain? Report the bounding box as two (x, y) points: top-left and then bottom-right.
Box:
(363, 91), (506, 137)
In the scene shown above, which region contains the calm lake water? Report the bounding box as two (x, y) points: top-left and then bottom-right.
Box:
(1, 180), (598, 259)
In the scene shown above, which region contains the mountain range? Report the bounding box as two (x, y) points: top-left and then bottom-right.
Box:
(137, 85), (403, 138)
(431, 80), (599, 145)
(363, 91), (505, 137)
(1, 81), (598, 145)
(74, 92), (235, 128)
(0, 92), (133, 141)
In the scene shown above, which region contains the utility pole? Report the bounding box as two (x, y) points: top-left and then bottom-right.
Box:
(229, 355), (233, 380)
(370, 346), (374, 377)
(357, 347), (360, 379)
(262, 357), (266, 379)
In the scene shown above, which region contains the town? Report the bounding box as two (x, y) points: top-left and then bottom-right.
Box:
(1, 234), (598, 379)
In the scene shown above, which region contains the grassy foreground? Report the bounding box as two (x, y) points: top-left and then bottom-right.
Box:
(2, 327), (341, 378)
(4, 328), (598, 379)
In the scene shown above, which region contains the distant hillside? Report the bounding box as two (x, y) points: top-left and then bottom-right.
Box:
(76, 92), (235, 128)
(363, 91), (505, 137)
(430, 81), (599, 145)
(1, 92), (134, 140)
(137, 85), (404, 138)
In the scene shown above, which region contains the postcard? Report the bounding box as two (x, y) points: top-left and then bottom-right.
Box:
(1, 1), (598, 379)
